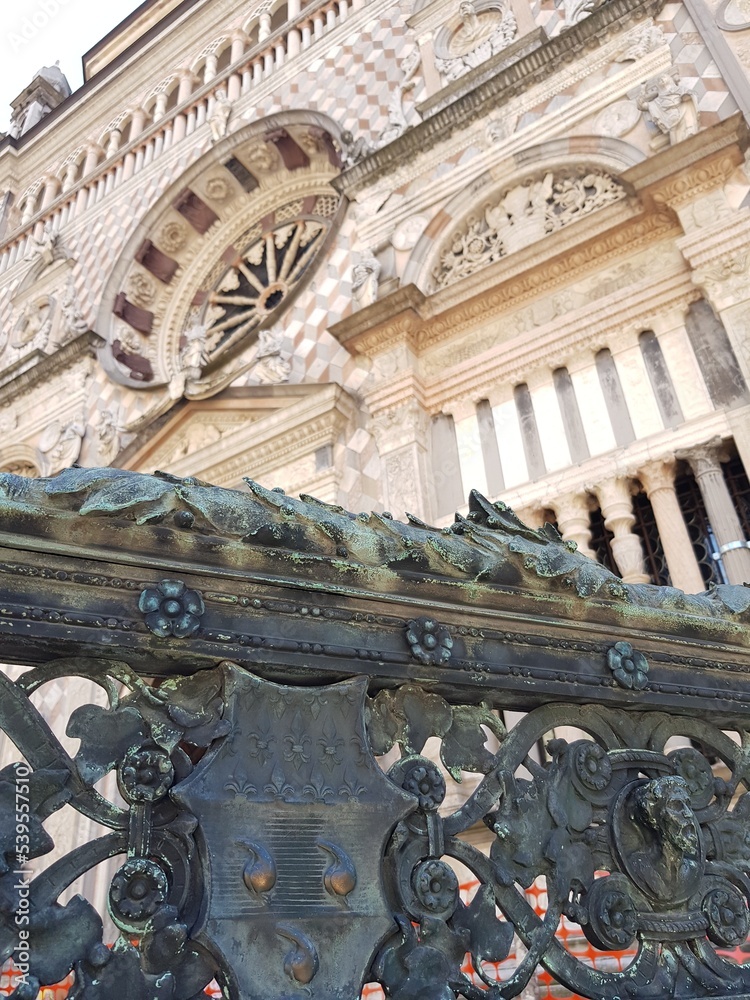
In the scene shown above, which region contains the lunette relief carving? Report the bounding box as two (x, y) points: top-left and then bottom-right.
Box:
(432, 170), (625, 290)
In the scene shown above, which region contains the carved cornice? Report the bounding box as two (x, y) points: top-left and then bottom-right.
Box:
(650, 151), (743, 209)
(158, 384), (358, 486)
(621, 113), (749, 198)
(334, 0), (666, 198)
(331, 209), (681, 364)
(0, 331), (102, 408)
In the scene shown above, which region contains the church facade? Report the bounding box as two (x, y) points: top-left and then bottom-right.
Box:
(2, 0), (750, 992)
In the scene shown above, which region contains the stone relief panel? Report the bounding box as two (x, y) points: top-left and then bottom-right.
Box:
(636, 68), (699, 149)
(434, 0), (518, 83)
(431, 169), (626, 291)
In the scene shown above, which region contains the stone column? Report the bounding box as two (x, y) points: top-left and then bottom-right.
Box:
(595, 478), (650, 584)
(550, 492), (597, 561)
(228, 32), (246, 99)
(685, 441), (750, 584)
(638, 459), (705, 594)
(40, 174), (60, 209)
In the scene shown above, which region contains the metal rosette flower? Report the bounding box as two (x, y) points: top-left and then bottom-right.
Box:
(571, 741), (614, 805)
(109, 857), (169, 929)
(119, 747), (175, 804)
(582, 874), (639, 952)
(607, 640), (649, 691)
(139, 578), (205, 638)
(411, 859), (460, 920)
(389, 755), (447, 812)
(668, 747), (715, 810)
(405, 617), (453, 667)
(702, 881), (750, 947)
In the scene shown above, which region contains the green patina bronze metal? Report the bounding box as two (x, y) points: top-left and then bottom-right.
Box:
(0, 467), (749, 999)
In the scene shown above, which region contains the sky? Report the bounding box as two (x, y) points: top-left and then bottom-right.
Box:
(0, 0), (142, 130)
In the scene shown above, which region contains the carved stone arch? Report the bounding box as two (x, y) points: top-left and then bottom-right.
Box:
(190, 35), (231, 76)
(0, 445), (42, 477)
(96, 110), (346, 390)
(142, 75), (178, 116)
(404, 137), (644, 292)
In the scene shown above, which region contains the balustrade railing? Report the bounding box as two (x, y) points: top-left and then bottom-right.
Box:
(0, 0), (363, 275)
(0, 467), (749, 999)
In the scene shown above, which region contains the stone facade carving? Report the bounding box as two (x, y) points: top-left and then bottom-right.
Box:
(432, 170), (625, 290)
(391, 215), (428, 252)
(339, 130), (374, 168)
(209, 89), (233, 144)
(59, 276), (89, 342)
(38, 417), (85, 474)
(127, 271), (157, 308)
(434, 0), (517, 83)
(378, 48), (421, 146)
(96, 410), (121, 466)
(616, 18), (666, 60)
(11, 298), (54, 350)
(248, 326), (291, 384)
(159, 221), (187, 254)
(24, 222), (61, 267)
(594, 99), (640, 138)
(352, 251), (381, 308)
(637, 68), (699, 147)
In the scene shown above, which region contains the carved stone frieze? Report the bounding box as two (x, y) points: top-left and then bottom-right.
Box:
(431, 169), (626, 291)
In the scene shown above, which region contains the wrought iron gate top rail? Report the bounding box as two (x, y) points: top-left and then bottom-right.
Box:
(0, 468), (747, 715)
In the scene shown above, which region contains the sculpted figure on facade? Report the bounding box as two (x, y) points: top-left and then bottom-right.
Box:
(12, 299), (54, 350)
(433, 170), (624, 289)
(59, 276), (89, 342)
(96, 410), (121, 466)
(24, 222), (59, 267)
(339, 130), (374, 168)
(352, 251), (381, 308)
(39, 417), (85, 474)
(435, 0), (517, 82)
(209, 89), (233, 144)
(637, 69), (698, 146)
(378, 48), (421, 146)
(248, 325), (291, 384)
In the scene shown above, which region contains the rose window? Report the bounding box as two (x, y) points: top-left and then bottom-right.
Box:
(201, 215), (330, 356)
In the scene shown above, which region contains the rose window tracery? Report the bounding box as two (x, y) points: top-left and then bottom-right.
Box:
(201, 215), (330, 357)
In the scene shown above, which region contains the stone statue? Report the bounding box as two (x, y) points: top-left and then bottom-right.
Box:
(181, 323), (209, 381)
(25, 222), (58, 266)
(60, 277), (89, 340)
(96, 410), (121, 466)
(39, 417), (85, 473)
(352, 252), (381, 308)
(209, 89), (232, 144)
(249, 326), (291, 384)
(12, 300), (53, 349)
(378, 49), (421, 146)
(637, 69), (698, 146)
(339, 130), (374, 168)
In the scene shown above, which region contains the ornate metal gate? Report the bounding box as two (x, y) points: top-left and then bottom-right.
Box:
(0, 467), (749, 999)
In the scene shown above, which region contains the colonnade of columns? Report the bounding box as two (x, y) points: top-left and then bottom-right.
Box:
(537, 442), (750, 591)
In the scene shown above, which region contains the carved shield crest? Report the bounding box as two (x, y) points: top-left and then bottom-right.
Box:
(174, 665), (414, 998)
